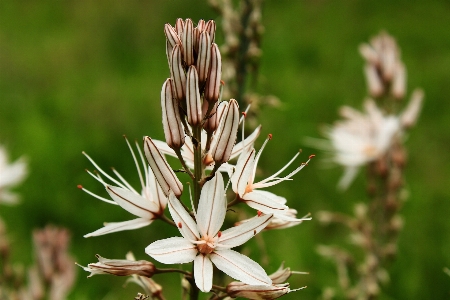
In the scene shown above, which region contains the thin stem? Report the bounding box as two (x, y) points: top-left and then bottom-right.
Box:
(160, 214), (176, 227)
(155, 268), (191, 277)
(174, 148), (195, 179)
(192, 125), (203, 210)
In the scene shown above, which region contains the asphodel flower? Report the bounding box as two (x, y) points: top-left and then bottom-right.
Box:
(78, 254), (155, 277)
(307, 99), (401, 190)
(145, 172), (273, 292)
(80, 138), (168, 237)
(0, 146), (27, 205)
(230, 134), (312, 219)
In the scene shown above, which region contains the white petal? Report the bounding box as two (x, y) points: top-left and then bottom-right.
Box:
(242, 190), (289, 215)
(84, 218), (153, 237)
(145, 237), (197, 264)
(230, 125), (261, 160)
(217, 214), (273, 249)
(210, 249), (271, 286)
(194, 255), (213, 292)
(105, 185), (159, 219)
(197, 172), (226, 237)
(168, 191), (200, 241)
(231, 147), (255, 196)
(0, 157), (27, 187)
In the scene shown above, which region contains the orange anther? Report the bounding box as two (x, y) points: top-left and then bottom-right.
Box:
(309, 154), (316, 159)
(77, 185), (83, 189)
(268, 134), (273, 140)
(242, 112), (247, 117)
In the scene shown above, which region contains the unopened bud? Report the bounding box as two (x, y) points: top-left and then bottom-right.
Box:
(202, 100), (218, 134)
(78, 254), (155, 277)
(164, 24), (181, 49)
(391, 62), (406, 99)
(144, 136), (183, 197)
(170, 44), (186, 102)
(205, 20), (216, 43)
(227, 282), (290, 299)
(204, 43), (222, 103)
(359, 43), (379, 65)
(186, 67), (202, 126)
(182, 19), (194, 66)
(211, 99), (239, 163)
(196, 31), (211, 83)
(161, 78), (185, 149)
(174, 18), (184, 35)
(400, 88), (423, 129)
(364, 64), (384, 98)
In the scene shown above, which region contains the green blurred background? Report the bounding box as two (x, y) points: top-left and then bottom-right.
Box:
(1, 0), (449, 299)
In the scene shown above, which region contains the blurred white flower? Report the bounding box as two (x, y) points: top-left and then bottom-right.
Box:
(308, 99), (401, 190)
(0, 146), (27, 205)
(145, 172), (273, 292)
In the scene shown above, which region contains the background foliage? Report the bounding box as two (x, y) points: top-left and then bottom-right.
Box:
(1, 0), (449, 299)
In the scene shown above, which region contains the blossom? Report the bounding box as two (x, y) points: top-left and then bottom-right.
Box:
(79, 138), (167, 237)
(309, 99), (401, 190)
(145, 172), (273, 292)
(77, 254), (155, 277)
(0, 146), (27, 205)
(230, 134), (312, 219)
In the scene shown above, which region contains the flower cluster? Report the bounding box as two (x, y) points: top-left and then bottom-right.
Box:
(79, 18), (311, 299)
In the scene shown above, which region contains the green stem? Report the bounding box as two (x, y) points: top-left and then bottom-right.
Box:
(192, 125), (203, 210)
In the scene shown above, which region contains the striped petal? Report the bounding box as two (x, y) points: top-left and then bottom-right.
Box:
(145, 237), (197, 264)
(197, 172), (226, 237)
(84, 218), (152, 237)
(210, 249), (271, 286)
(231, 147), (255, 196)
(105, 185), (159, 219)
(168, 191), (200, 241)
(194, 254), (213, 292)
(217, 214), (273, 249)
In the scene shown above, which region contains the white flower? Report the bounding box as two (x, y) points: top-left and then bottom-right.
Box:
(145, 172), (273, 292)
(230, 135), (312, 220)
(80, 138), (167, 237)
(0, 146), (27, 205)
(309, 99), (400, 190)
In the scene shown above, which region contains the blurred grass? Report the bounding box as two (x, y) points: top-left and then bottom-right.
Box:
(1, 0), (450, 299)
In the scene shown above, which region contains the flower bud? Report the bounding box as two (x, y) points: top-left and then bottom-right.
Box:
(181, 18), (194, 66)
(391, 62), (406, 99)
(205, 20), (216, 43)
(186, 67), (202, 126)
(79, 254), (155, 277)
(211, 99), (239, 163)
(400, 88), (423, 129)
(364, 64), (383, 98)
(165, 40), (173, 67)
(226, 282), (290, 299)
(196, 31), (211, 83)
(174, 18), (184, 35)
(170, 44), (186, 102)
(202, 100), (218, 134)
(144, 136), (183, 198)
(164, 24), (181, 49)
(204, 43), (222, 103)
(161, 78), (185, 149)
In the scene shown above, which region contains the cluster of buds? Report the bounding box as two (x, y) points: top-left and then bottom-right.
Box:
(79, 18), (312, 299)
(359, 31), (406, 99)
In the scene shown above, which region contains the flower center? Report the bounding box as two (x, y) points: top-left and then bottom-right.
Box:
(197, 236), (216, 254)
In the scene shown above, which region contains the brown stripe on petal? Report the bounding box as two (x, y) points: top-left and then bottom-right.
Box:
(170, 45), (186, 102)
(106, 186), (158, 216)
(164, 24), (181, 49)
(161, 78), (185, 149)
(182, 19), (194, 66)
(205, 20), (216, 43)
(196, 32), (211, 83)
(175, 18), (184, 35)
(211, 99), (239, 163)
(144, 137), (183, 197)
(204, 43), (221, 103)
(186, 66), (202, 126)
